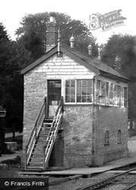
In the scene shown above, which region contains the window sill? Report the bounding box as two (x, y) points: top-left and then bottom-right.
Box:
(64, 102), (93, 106)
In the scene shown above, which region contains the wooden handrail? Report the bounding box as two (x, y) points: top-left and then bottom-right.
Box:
(55, 96), (64, 116)
(25, 97), (47, 167)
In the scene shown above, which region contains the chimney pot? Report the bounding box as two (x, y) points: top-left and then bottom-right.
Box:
(49, 16), (56, 23)
(88, 44), (92, 56)
(69, 35), (75, 48)
(98, 46), (102, 60)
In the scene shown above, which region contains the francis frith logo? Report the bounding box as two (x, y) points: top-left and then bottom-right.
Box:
(89, 9), (126, 31)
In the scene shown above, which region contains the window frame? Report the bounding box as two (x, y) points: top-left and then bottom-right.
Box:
(104, 130), (110, 146)
(64, 79), (93, 104)
(117, 129), (122, 144)
(95, 78), (128, 108)
(65, 80), (76, 103)
(124, 87), (128, 108)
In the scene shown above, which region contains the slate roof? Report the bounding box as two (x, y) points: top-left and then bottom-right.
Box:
(21, 45), (128, 82)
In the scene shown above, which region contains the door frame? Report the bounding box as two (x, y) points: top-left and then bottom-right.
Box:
(47, 79), (62, 118)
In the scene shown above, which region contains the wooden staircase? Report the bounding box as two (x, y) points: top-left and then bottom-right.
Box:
(25, 97), (64, 170)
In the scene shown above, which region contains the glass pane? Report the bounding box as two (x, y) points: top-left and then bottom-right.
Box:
(66, 80), (70, 87)
(66, 96), (70, 102)
(65, 80), (75, 103)
(86, 96), (92, 102)
(77, 79), (92, 103)
(124, 87), (128, 107)
(82, 86), (86, 96)
(71, 80), (75, 87)
(71, 95), (75, 102)
(82, 96), (86, 102)
(77, 96), (82, 102)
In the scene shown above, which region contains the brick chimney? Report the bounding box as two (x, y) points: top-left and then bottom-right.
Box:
(46, 16), (57, 52)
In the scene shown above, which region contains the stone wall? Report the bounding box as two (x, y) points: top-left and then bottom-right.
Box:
(22, 52), (128, 168)
(93, 106), (128, 166)
(22, 71), (47, 167)
(63, 105), (93, 168)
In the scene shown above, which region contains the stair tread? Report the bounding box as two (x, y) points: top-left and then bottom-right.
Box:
(27, 167), (43, 170)
(32, 154), (43, 156)
(29, 164), (43, 166)
(30, 160), (43, 163)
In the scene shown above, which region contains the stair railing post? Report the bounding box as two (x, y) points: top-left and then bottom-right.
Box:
(25, 145), (27, 170)
(45, 96), (49, 119)
(44, 97), (46, 118)
(43, 146), (45, 170)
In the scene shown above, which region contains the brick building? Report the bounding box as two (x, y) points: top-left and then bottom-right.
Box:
(21, 17), (128, 170)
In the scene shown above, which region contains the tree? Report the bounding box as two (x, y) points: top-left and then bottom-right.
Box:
(102, 34), (136, 120)
(4, 40), (32, 132)
(0, 23), (32, 133)
(16, 12), (97, 61)
(102, 34), (136, 77)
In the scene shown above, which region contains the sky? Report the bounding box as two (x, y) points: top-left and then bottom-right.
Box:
(0, 0), (136, 44)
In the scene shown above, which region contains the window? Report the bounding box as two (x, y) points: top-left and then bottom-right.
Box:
(95, 79), (127, 108)
(96, 80), (108, 104)
(109, 83), (114, 104)
(100, 81), (106, 104)
(105, 82), (109, 104)
(117, 130), (122, 144)
(65, 79), (93, 103)
(104, 130), (110, 146)
(96, 80), (101, 103)
(106, 82), (109, 97)
(116, 85), (121, 106)
(77, 80), (92, 102)
(124, 87), (128, 107)
(113, 85), (118, 105)
(65, 80), (75, 103)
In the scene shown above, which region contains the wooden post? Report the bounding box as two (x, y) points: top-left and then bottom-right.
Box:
(25, 146), (27, 170)
(43, 146), (45, 170)
(45, 96), (49, 119)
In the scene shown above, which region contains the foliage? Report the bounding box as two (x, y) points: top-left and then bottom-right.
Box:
(0, 23), (32, 132)
(0, 12), (97, 133)
(102, 34), (136, 77)
(102, 34), (136, 119)
(16, 12), (97, 61)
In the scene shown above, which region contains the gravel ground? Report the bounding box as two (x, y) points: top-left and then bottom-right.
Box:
(100, 174), (136, 190)
(49, 173), (115, 190)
